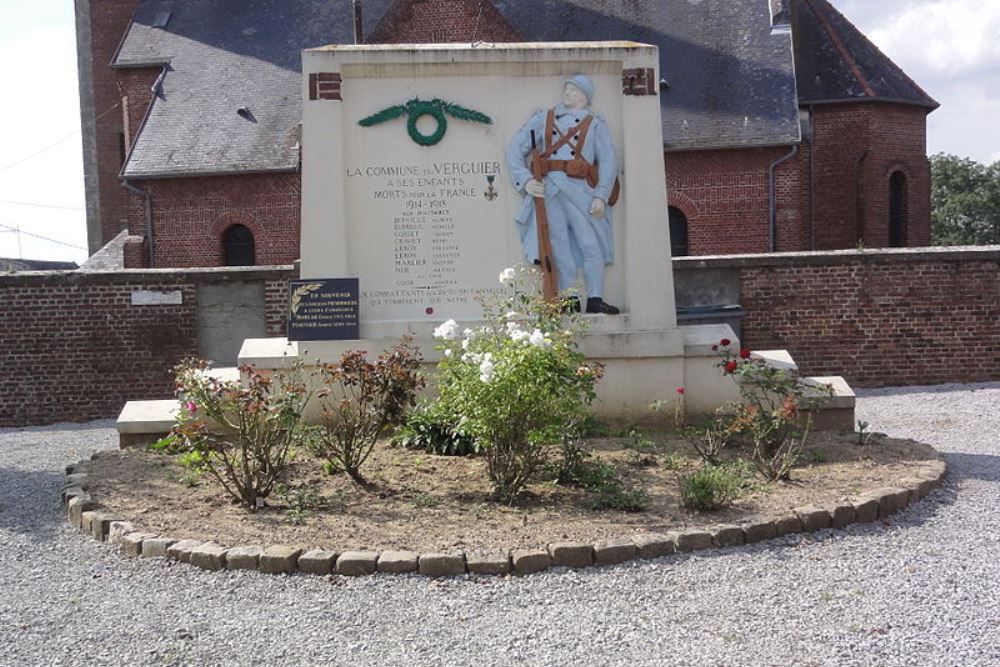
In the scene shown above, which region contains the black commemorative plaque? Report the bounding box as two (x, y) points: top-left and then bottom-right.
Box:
(287, 278), (360, 341)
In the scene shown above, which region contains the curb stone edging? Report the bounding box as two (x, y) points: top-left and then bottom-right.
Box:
(61, 452), (949, 578)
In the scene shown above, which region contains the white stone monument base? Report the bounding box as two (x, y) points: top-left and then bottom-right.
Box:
(238, 321), (742, 424)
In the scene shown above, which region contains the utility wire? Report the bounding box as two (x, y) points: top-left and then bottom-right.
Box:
(0, 223), (87, 251)
(0, 101), (122, 173)
(0, 199), (84, 211)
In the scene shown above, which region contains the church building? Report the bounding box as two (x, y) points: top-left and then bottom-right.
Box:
(75, 0), (938, 267)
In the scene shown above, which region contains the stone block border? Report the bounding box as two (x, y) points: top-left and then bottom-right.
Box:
(61, 454), (948, 578)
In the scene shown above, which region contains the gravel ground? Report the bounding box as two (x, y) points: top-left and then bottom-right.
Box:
(1, 383), (998, 667)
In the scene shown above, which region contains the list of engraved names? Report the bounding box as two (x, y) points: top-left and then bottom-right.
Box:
(346, 160), (502, 311)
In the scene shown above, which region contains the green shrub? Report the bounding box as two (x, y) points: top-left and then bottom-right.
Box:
(147, 433), (185, 454)
(549, 445), (648, 512)
(431, 266), (602, 503)
(176, 450), (207, 470)
(679, 464), (744, 511)
(588, 484), (649, 512)
(309, 337), (424, 483)
(391, 403), (478, 456)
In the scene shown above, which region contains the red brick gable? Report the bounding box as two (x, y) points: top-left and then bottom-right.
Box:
(368, 0), (522, 44)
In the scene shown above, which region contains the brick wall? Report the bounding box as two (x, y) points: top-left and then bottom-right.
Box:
(861, 103), (932, 247)
(368, 0), (522, 43)
(666, 146), (806, 255)
(5, 250), (997, 426)
(124, 174), (302, 268)
(0, 267), (294, 427)
(675, 247), (1000, 387)
(807, 102), (931, 250)
(666, 101), (932, 257)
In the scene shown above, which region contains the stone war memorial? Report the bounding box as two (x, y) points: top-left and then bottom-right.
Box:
(120, 41), (854, 437)
(235, 41), (849, 421)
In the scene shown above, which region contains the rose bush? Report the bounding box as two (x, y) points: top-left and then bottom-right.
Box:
(172, 359), (313, 510)
(715, 340), (831, 480)
(431, 266), (603, 503)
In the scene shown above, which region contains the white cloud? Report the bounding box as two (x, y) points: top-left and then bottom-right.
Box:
(927, 82), (1000, 162)
(867, 1), (1000, 76)
(831, 0), (1000, 164)
(0, 23), (88, 264)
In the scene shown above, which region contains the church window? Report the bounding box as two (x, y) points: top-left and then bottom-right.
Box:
(223, 224), (255, 266)
(889, 171), (907, 247)
(669, 206), (689, 257)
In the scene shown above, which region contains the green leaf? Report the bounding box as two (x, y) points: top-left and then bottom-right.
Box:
(358, 105), (408, 127)
(438, 100), (493, 126)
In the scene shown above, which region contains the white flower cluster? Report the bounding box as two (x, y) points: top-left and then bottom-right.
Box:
(505, 321), (552, 349)
(433, 319), (459, 341)
(461, 351), (495, 383)
(478, 353), (495, 383)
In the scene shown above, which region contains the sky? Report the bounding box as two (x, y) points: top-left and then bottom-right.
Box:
(0, 1), (998, 264)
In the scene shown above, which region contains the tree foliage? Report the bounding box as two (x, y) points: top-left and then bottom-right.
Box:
(931, 153), (1000, 246)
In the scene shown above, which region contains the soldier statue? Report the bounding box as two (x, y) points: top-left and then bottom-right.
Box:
(506, 74), (620, 314)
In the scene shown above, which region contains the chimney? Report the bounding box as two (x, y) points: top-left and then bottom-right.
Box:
(353, 0), (364, 44)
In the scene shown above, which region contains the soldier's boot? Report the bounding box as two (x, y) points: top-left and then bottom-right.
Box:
(586, 297), (620, 315)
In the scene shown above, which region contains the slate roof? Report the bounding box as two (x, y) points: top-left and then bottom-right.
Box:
(492, 0), (801, 151)
(117, 0), (393, 179)
(792, 0), (938, 108)
(117, 0), (927, 177)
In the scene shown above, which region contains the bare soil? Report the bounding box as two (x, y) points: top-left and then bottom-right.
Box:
(84, 431), (938, 554)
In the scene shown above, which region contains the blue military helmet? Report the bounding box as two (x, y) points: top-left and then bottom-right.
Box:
(564, 74), (595, 104)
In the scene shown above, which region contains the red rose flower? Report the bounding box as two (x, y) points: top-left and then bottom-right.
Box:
(711, 344), (719, 351)
(724, 360), (738, 373)
(739, 349), (751, 359)
(720, 338), (732, 347)
(676, 387), (685, 395)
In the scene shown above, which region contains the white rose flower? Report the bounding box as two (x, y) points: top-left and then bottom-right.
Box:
(510, 328), (529, 343)
(444, 349), (453, 357)
(505, 311), (519, 321)
(479, 357), (495, 383)
(461, 338), (471, 350)
(529, 329), (551, 348)
(433, 319), (460, 341)
(498, 268), (516, 286)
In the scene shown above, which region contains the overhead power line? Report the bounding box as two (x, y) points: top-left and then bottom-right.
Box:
(0, 199), (84, 211)
(0, 101), (122, 173)
(0, 223), (87, 251)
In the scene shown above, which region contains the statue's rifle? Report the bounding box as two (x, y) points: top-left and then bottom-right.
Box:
(530, 130), (558, 302)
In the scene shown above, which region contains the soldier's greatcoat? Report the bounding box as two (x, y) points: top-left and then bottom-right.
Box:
(506, 103), (618, 295)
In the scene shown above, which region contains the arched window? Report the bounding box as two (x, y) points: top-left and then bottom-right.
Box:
(223, 224), (255, 266)
(889, 171), (907, 247)
(668, 206), (689, 257)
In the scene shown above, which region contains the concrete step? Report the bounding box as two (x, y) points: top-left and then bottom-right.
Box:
(116, 399), (181, 449)
(739, 352), (855, 430)
(751, 349), (799, 375)
(115, 367), (241, 448)
(197, 366), (241, 383)
(802, 375), (856, 430)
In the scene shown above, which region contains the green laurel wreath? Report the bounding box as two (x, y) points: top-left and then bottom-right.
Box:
(358, 98), (493, 147)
